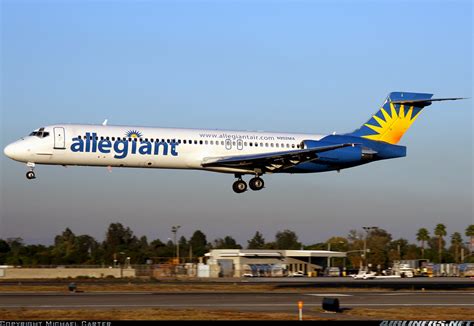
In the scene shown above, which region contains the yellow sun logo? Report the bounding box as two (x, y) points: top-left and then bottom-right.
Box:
(125, 130), (143, 138)
(362, 103), (423, 144)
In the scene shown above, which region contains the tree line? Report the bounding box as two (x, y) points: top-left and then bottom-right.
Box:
(0, 223), (473, 269)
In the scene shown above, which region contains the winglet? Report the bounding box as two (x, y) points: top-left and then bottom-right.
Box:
(102, 119), (108, 126)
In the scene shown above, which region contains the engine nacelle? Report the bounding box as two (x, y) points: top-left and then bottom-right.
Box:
(301, 140), (362, 164)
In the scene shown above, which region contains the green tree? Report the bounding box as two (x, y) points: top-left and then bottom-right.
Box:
(325, 236), (348, 252)
(212, 236), (242, 249)
(366, 228), (392, 270)
(346, 230), (365, 269)
(102, 223), (139, 265)
(274, 229), (301, 249)
(150, 238), (174, 262)
(466, 225), (474, 253)
(416, 228), (430, 259)
(189, 230), (209, 257)
(388, 238), (409, 262)
(52, 228), (78, 264)
(0, 239), (11, 264)
(75, 234), (100, 264)
(5, 238), (25, 265)
(434, 224), (447, 263)
(178, 236), (190, 262)
(450, 232), (463, 263)
(247, 231), (266, 249)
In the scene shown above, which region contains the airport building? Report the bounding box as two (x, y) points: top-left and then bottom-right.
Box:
(202, 249), (347, 278)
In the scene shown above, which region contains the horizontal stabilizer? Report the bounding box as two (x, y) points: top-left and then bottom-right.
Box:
(391, 97), (467, 108)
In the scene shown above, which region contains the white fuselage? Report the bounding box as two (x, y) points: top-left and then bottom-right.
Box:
(5, 124), (325, 174)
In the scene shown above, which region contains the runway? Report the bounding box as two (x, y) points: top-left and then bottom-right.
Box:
(1, 291), (473, 312)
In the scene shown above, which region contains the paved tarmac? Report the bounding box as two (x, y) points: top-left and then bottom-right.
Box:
(1, 291), (473, 312)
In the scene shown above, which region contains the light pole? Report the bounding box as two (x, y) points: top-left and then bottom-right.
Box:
(362, 226), (377, 271)
(118, 251), (125, 278)
(171, 225), (181, 264)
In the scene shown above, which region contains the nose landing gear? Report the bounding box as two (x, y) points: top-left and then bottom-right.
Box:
(26, 162), (36, 180)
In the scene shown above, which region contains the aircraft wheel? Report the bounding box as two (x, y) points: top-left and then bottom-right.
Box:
(26, 171), (36, 180)
(249, 177), (264, 191)
(232, 180), (247, 193)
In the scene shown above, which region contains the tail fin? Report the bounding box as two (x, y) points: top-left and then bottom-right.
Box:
(348, 92), (464, 144)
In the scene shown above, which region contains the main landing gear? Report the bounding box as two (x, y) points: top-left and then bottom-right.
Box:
(26, 162), (36, 180)
(232, 175), (265, 193)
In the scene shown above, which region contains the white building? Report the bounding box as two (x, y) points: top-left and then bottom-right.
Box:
(204, 249), (346, 277)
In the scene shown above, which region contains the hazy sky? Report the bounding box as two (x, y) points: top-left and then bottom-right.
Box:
(1, 0), (472, 248)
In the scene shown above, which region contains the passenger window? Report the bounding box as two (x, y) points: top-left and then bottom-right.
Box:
(292, 144), (295, 148)
(194, 140), (198, 144)
(205, 140), (208, 145)
(244, 142), (247, 146)
(199, 140), (203, 145)
(210, 140), (213, 145)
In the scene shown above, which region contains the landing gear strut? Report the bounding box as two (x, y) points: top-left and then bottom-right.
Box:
(26, 162), (36, 180)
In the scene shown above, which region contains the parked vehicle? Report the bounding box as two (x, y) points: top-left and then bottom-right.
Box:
(352, 271), (376, 279)
(325, 267), (341, 277)
(288, 271), (305, 277)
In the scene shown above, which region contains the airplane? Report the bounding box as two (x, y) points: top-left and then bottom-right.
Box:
(3, 92), (465, 193)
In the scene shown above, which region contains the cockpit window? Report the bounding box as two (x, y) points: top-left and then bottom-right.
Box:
(29, 127), (50, 138)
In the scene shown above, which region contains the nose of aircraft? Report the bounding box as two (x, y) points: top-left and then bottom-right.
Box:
(3, 143), (15, 159)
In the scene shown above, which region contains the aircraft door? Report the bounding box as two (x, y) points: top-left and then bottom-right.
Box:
(54, 127), (66, 149)
(237, 139), (243, 150)
(225, 138), (232, 150)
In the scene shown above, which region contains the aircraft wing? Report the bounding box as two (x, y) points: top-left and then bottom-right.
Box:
(201, 143), (356, 172)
